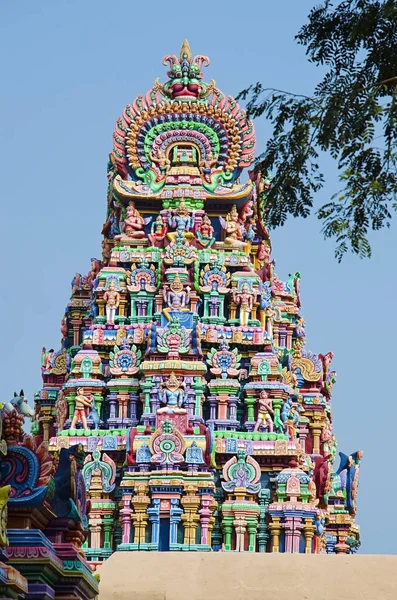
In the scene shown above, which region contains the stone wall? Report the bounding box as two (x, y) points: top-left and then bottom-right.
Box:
(98, 552), (397, 600)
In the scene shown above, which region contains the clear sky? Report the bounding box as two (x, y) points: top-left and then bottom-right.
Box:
(1, 0), (396, 554)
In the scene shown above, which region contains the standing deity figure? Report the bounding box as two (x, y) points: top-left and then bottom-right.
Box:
(232, 283), (255, 326)
(61, 317), (68, 338)
(196, 213), (215, 248)
(256, 239), (273, 282)
(286, 405), (299, 441)
(254, 391), (274, 432)
(295, 316), (306, 341)
(41, 348), (54, 373)
(257, 239), (270, 264)
(123, 201), (145, 239)
(244, 218), (256, 243)
(167, 199), (194, 241)
(148, 215), (167, 246)
(150, 148), (171, 177)
(163, 275), (191, 321)
(103, 281), (120, 323)
(55, 389), (68, 432)
(70, 388), (92, 429)
(158, 372), (187, 414)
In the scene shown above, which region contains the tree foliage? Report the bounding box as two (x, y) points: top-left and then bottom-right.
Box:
(238, 0), (397, 260)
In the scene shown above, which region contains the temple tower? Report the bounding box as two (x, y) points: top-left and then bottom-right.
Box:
(28, 41), (363, 565)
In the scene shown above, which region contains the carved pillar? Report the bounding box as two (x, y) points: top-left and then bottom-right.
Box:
(269, 518), (282, 552)
(181, 492), (200, 546)
(170, 498), (183, 545)
(117, 392), (129, 421)
(310, 420), (324, 454)
(131, 493), (150, 545)
(120, 492), (132, 544)
(199, 497), (212, 546)
(303, 518), (316, 554)
(246, 517), (258, 552)
(148, 498), (160, 547)
(217, 394), (228, 420)
(245, 394), (256, 423)
(228, 396), (238, 421)
(129, 392), (138, 422)
(40, 411), (52, 443)
(208, 395), (217, 421)
(108, 392), (118, 420)
(71, 319), (81, 346)
(222, 516), (233, 551)
(102, 514), (113, 549)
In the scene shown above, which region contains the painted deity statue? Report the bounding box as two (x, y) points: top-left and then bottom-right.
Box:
(163, 275), (191, 321)
(232, 283), (255, 326)
(167, 199), (194, 241)
(221, 205), (247, 250)
(123, 201), (145, 239)
(55, 389), (68, 432)
(244, 218), (256, 244)
(196, 213), (215, 248)
(199, 152), (217, 183)
(103, 281), (120, 323)
(254, 391), (274, 432)
(286, 405), (299, 441)
(158, 372), (187, 414)
(150, 148), (171, 178)
(70, 387), (92, 429)
(148, 215), (167, 246)
(41, 348), (54, 373)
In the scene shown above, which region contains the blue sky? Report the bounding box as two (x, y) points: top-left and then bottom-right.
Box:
(1, 0), (396, 553)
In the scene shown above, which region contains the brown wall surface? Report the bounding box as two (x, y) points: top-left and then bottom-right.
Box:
(98, 552), (397, 600)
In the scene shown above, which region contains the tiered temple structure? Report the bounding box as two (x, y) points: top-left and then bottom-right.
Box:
(0, 40), (363, 596)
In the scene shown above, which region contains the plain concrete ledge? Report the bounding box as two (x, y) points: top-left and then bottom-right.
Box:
(97, 552), (397, 600)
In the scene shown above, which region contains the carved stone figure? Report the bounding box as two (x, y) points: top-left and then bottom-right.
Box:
(158, 372), (187, 414)
(162, 274), (191, 320)
(103, 281), (120, 323)
(148, 214), (167, 246)
(167, 199), (194, 241)
(196, 214), (215, 248)
(232, 283), (255, 326)
(55, 389), (68, 431)
(123, 201), (145, 238)
(254, 391), (274, 432)
(70, 388), (92, 430)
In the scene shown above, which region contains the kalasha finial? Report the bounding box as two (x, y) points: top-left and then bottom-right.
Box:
(180, 39), (192, 62)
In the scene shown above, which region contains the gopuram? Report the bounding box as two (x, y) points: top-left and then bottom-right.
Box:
(0, 40), (363, 598)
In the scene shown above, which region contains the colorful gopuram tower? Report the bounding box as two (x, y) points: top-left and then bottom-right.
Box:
(4, 41), (362, 580)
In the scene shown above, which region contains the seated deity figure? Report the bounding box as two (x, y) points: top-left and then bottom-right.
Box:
(199, 152), (217, 183)
(162, 274), (191, 321)
(158, 372), (187, 414)
(186, 440), (204, 465)
(220, 205), (247, 250)
(254, 391), (274, 432)
(167, 199), (194, 241)
(148, 214), (167, 246)
(196, 213), (215, 248)
(103, 281), (120, 323)
(122, 201), (145, 239)
(232, 283), (255, 326)
(70, 387), (92, 429)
